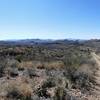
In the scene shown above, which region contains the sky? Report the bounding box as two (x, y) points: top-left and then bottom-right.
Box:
(0, 0), (100, 40)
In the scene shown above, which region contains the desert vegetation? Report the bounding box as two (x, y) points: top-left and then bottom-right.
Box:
(0, 39), (99, 100)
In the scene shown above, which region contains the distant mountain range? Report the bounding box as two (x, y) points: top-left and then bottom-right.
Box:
(0, 39), (100, 47)
(0, 39), (86, 46)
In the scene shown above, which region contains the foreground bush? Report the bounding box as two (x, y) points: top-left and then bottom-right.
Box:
(7, 82), (33, 100)
(54, 87), (66, 100)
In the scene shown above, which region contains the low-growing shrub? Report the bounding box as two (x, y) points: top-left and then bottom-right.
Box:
(54, 87), (66, 100)
(42, 77), (56, 88)
(0, 64), (5, 77)
(7, 87), (22, 99)
(7, 82), (33, 100)
(74, 72), (92, 91)
(27, 68), (39, 78)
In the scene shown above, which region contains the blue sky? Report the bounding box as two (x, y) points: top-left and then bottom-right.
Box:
(0, 0), (100, 40)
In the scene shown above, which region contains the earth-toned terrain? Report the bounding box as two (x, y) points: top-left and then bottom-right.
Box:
(0, 39), (100, 100)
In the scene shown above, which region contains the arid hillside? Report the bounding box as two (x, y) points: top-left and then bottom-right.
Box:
(0, 39), (100, 100)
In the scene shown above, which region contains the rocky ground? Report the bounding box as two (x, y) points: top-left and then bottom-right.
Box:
(0, 64), (99, 100)
(0, 40), (100, 100)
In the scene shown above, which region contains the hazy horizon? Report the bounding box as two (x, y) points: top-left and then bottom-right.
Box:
(0, 33), (100, 40)
(0, 0), (100, 40)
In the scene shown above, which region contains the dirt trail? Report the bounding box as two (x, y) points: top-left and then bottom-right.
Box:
(92, 52), (100, 67)
(91, 52), (100, 96)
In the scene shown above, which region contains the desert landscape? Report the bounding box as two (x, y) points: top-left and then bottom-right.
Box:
(0, 0), (100, 99)
(0, 39), (100, 100)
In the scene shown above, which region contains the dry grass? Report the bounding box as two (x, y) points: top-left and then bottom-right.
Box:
(8, 81), (32, 99)
(18, 61), (44, 69)
(18, 61), (33, 69)
(0, 79), (33, 99)
(18, 60), (65, 70)
(18, 83), (33, 97)
(44, 61), (65, 69)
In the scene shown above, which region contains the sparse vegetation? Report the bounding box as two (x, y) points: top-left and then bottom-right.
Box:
(0, 39), (98, 99)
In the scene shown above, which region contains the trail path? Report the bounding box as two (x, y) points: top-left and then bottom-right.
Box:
(91, 52), (100, 96)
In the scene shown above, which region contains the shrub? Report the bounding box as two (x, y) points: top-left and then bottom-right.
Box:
(37, 87), (50, 98)
(27, 68), (38, 78)
(7, 87), (22, 99)
(18, 83), (33, 100)
(54, 87), (66, 100)
(37, 77), (56, 98)
(42, 77), (56, 88)
(74, 72), (92, 91)
(63, 54), (81, 69)
(0, 64), (5, 77)
(7, 82), (33, 100)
